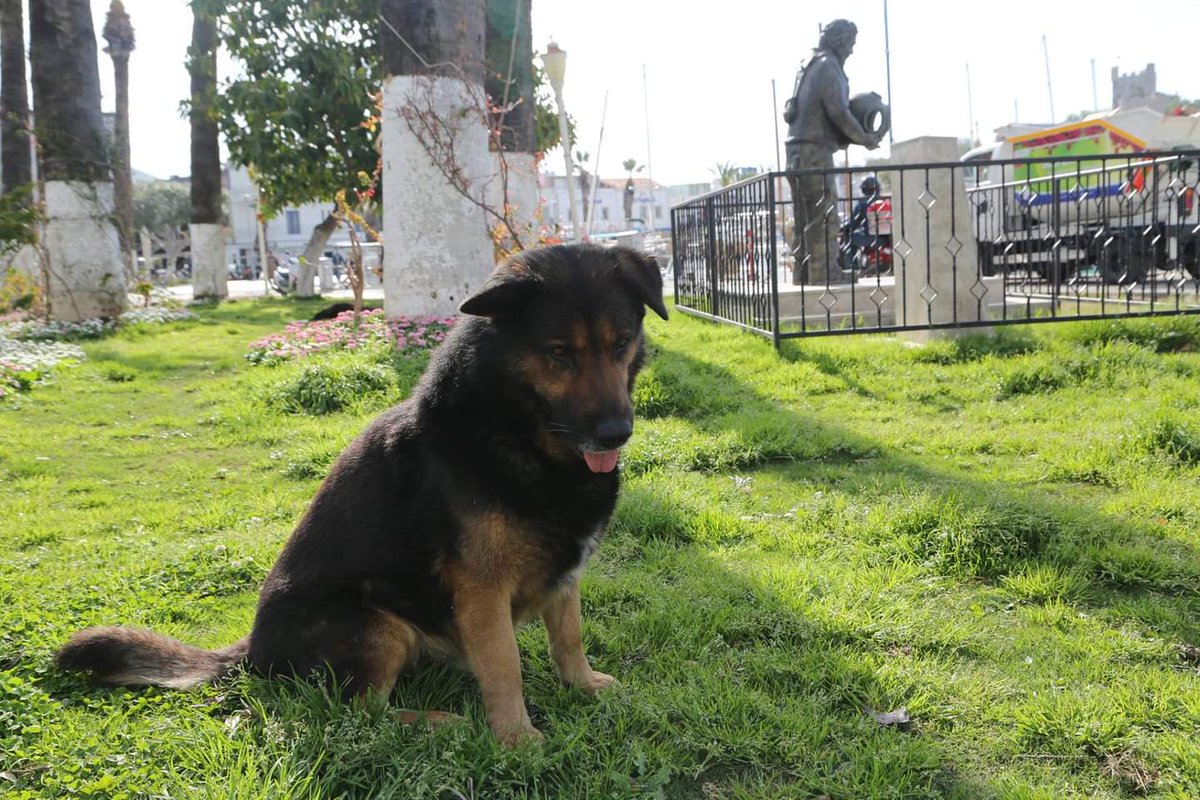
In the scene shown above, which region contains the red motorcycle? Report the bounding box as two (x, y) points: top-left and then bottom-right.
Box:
(840, 195), (893, 278)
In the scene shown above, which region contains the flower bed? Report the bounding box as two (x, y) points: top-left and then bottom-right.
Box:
(0, 339), (85, 399)
(0, 308), (195, 341)
(245, 309), (454, 365)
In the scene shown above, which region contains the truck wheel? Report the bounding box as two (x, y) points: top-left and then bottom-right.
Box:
(1182, 237), (1200, 280)
(977, 242), (996, 276)
(1092, 236), (1144, 284)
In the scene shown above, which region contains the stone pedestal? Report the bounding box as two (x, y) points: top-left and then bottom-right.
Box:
(889, 136), (984, 342)
(382, 74), (495, 318)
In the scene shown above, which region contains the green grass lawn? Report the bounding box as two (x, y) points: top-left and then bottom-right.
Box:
(2, 299), (1199, 799)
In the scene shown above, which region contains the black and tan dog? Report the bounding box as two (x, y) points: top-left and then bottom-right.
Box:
(56, 243), (668, 745)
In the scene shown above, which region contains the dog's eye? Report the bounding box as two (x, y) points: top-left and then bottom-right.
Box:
(548, 344), (573, 367)
(614, 336), (631, 355)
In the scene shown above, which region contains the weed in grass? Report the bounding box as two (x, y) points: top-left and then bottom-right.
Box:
(632, 356), (744, 420)
(1061, 316), (1200, 353)
(909, 329), (1040, 365)
(625, 412), (877, 476)
(1001, 564), (1090, 605)
(1087, 537), (1200, 595)
(995, 340), (1159, 399)
(98, 363), (137, 383)
(129, 545), (267, 601)
(1041, 439), (1130, 488)
(281, 444), (340, 481)
(1139, 416), (1200, 467)
(871, 492), (1054, 578)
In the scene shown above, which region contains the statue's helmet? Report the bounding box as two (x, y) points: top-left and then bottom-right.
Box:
(819, 19), (858, 52)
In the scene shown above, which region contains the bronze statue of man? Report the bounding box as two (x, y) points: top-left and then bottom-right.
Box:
(785, 19), (880, 284)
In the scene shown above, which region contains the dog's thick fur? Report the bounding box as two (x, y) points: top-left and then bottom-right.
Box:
(56, 244), (668, 745)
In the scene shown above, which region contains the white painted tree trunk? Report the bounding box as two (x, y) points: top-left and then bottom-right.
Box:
(382, 74), (494, 318)
(2, 244), (39, 279)
(190, 223), (227, 301)
(42, 180), (125, 321)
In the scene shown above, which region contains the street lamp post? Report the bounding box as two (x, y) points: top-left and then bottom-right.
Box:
(540, 41), (581, 240)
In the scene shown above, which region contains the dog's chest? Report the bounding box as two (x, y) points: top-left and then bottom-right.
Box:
(559, 526), (603, 588)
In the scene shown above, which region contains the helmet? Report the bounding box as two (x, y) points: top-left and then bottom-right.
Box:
(861, 176), (879, 195)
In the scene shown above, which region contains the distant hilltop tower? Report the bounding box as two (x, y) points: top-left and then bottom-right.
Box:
(1112, 63), (1168, 112)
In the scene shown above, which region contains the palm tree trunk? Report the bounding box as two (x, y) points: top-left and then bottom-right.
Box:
(1, 0), (31, 194)
(28, 0), (125, 321)
(103, 1), (136, 278)
(189, 0), (226, 301)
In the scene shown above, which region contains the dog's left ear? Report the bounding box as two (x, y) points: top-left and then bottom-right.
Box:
(459, 259), (541, 319)
(613, 247), (669, 321)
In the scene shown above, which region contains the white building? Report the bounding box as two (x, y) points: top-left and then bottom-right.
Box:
(225, 165), (338, 270)
(538, 173), (670, 235)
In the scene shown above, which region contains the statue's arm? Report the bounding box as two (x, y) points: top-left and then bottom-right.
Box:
(819, 66), (872, 146)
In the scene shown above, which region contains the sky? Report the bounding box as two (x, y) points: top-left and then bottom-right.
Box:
(89, 0), (1200, 186)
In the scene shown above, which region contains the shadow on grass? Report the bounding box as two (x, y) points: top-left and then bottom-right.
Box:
(602, 329), (1200, 795)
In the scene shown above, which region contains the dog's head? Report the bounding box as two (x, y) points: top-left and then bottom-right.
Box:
(459, 244), (668, 473)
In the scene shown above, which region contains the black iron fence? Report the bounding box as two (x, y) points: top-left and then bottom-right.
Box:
(669, 150), (1200, 343)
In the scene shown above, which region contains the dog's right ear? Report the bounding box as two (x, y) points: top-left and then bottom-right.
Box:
(459, 260), (541, 319)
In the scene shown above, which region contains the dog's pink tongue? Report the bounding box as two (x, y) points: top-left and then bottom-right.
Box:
(583, 450), (620, 473)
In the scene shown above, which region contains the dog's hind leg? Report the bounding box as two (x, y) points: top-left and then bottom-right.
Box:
(334, 611), (419, 702)
(334, 612), (462, 729)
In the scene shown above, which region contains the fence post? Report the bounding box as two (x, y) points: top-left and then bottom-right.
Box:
(704, 196), (718, 317)
(768, 175), (780, 347)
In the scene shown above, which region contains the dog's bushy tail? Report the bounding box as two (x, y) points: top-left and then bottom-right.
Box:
(56, 626), (249, 689)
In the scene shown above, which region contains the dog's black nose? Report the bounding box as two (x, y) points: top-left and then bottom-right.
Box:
(595, 417), (633, 449)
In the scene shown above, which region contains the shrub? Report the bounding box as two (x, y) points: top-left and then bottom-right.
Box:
(271, 361), (395, 415)
(0, 267), (40, 314)
(0, 186), (40, 257)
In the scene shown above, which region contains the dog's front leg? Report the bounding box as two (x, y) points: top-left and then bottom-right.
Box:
(543, 581), (615, 694)
(454, 582), (540, 746)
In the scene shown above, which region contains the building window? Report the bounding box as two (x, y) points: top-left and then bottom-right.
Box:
(286, 210), (301, 235)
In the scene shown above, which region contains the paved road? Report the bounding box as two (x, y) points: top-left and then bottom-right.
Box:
(166, 278), (385, 304)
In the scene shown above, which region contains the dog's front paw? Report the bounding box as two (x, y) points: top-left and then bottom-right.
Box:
(573, 670), (616, 695)
(390, 709), (464, 728)
(494, 720), (544, 748)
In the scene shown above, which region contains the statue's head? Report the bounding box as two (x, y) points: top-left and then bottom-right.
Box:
(819, 19), (858, 59)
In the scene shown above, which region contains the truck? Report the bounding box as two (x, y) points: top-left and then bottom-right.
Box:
(961, 107), (1200, 283)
